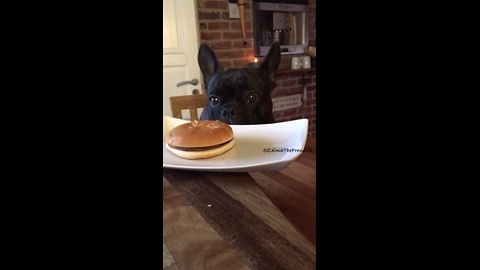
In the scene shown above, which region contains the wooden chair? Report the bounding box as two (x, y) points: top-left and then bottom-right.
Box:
(169, 94), (208, 121)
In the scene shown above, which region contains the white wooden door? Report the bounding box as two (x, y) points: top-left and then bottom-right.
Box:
(163, 0), (202, 119)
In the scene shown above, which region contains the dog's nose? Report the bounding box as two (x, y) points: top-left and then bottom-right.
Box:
(221, 107), (237, 118)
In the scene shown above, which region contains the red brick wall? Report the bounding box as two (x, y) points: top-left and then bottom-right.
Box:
(197, 0), (316, 136)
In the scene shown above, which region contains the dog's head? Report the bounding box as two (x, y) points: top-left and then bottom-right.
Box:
(198, 42), (281, 125)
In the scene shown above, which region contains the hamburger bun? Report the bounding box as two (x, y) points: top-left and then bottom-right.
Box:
(166, 120), (235, 159)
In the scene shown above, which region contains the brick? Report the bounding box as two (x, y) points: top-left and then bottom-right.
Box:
(231, 21), (252, 31)
(290, 88), (304, 95)
(215, 50), (245, 59)
(198, 11), (221, 20)
(232, 59), (250, 68)
(298, 106), (312, 114)
(306, 99), (316, 106)
(230, 21), (241, 31)
(233, 40), (254, 49)
(210, 50), (226, 59)
(282, 108), (298, 117)
(201, 32), (221, 40)
(208, 22), (230, 31)
(209, 41), (232, 50)
(204, 0), (227, 9)
(223, 31), (243, 39)
(219, 60), (232, 69)
(221, 12), (230, 20)
(304, 111), (316, 118)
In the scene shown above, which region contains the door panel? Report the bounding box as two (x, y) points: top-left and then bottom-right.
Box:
(163, 54), (187, 67)
(162, 0), (203, 119)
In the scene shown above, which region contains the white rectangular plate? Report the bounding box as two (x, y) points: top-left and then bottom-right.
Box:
(163, 116), (309, 172)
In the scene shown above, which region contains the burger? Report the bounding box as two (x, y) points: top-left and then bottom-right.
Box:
(165, 120), (235, 160)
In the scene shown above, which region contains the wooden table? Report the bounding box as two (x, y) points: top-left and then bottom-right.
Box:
(163, 137), (316, 270)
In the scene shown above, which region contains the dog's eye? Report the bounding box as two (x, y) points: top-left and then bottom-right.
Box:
(246, 93), (259, 103)
(210, 96), (219, 105)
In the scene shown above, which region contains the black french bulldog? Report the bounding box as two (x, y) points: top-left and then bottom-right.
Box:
(198, 42), (281, 125)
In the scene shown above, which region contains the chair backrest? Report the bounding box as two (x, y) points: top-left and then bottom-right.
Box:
(169, 94), (208, 121)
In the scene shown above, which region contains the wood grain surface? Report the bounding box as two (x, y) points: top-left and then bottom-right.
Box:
(250, 137), (317, 246)
(163, 178), (249, 270)
(163, 136), (317, 270)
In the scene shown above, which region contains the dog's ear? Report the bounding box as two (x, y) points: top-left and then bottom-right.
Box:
(198, 43), (223, 86)
(260, 41), (281, 87)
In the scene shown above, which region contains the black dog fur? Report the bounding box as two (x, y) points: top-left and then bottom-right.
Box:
(198, 42), (281, 125)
